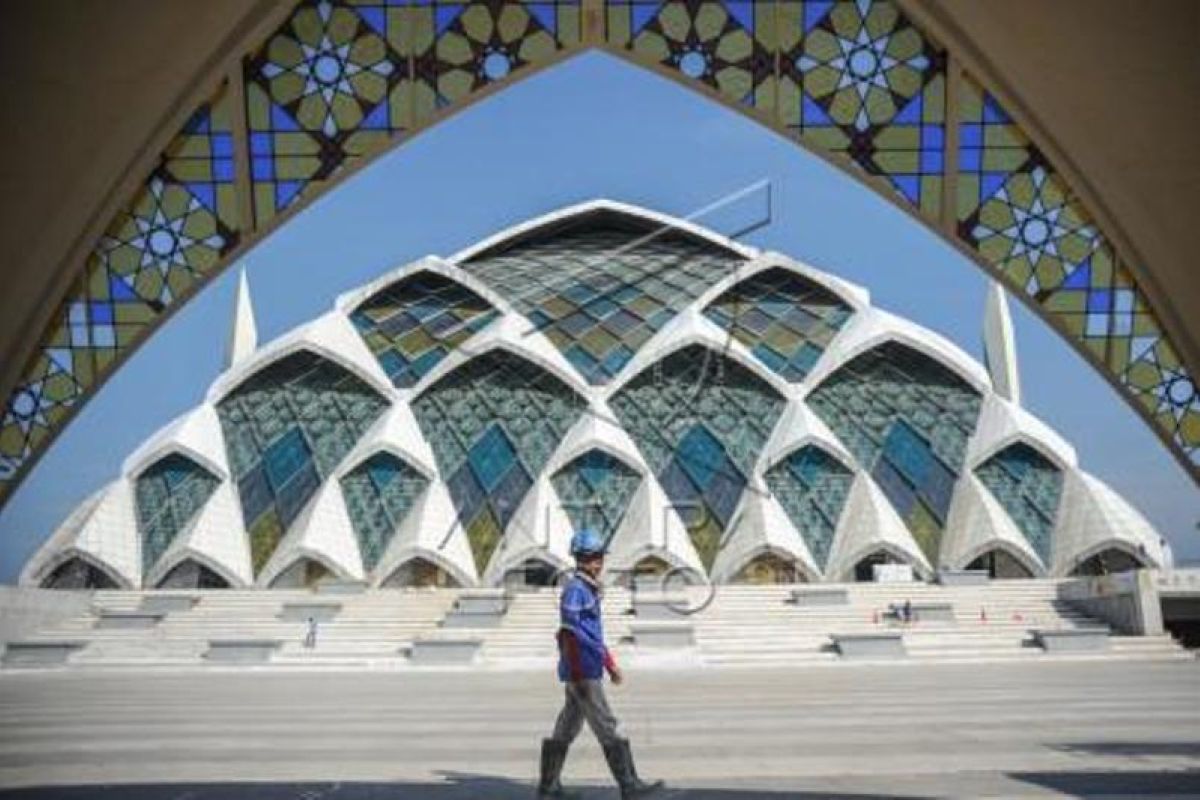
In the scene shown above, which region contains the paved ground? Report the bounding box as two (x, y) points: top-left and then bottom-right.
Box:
(1, 660), (1198, 798)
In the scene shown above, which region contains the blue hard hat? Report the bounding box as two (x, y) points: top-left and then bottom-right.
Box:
(570, 528), (606, 557)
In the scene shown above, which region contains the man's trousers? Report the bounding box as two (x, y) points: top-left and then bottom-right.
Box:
(550, 679), (622, 747)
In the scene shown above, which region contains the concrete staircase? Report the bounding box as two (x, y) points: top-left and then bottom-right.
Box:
(15, 588), (456, 668)
(5, 580), (1188, 670)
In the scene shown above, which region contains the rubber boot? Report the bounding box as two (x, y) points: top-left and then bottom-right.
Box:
(602, 737), (664, 799)
(537, 738), (580, 799)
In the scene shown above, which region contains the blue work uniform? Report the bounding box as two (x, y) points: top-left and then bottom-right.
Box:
(556, 570), (615, 682)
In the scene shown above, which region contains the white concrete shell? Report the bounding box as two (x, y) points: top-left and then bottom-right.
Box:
(758, 402), (856, 476)
(447, 198), (759, 265)
(371, 479), (478, 588)
(122, 403), (229, 482)
(940, 473), (1047, 577)
(483, 473), (575, 584)
(604, 475), (707, 583)
(823, 473), (933, 582)
(256, 480), (366, 587)
(1053, 470), (1165, 575)
(802, 306), (992, 398)
(206, 309), (394, 405)
(22, 480), (140, 589)
(966, 394), (1077, 471)
(19, 486), (110, 587)
(143, 481), (253, 588)
(709, 483), (822, 583)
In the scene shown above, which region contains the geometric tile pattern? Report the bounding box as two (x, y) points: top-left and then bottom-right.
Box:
(703, 266), (854, 381)
(134, 452), (221, 575)
(776, 0), (946, 218)
(550, 448), (642, 543)
(611, 1), (947, 218)
(349, 271), (499, 388)
(764, 444), (854, 569)
(956, 76), (1199, 463)
(246, 0), (412, 224)
(974, 441), (1062, 566)
(3, 0), (1197, 513)
(216, 351), (389, 573)
(0, 84), (240, 501)
(340, 451), (431, 571)
(247, 0), (581, 225)
(807, 342), (983, 564)
(411, 350), (585, 573)
(463, 217), (744, 384)
(609, 344), (787, 568)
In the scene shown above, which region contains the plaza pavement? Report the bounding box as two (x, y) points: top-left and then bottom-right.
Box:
(0, 659), (1198, 798)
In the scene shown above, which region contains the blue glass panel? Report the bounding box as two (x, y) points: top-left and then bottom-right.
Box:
(237, 465), (273, 524)
(367, 454), (401, 490)
(468, 425), (519, 493)
(882, 420), (933, 486)
(704, 467), (746, 526)
(873, 457), (917, 518)
(490, 463), (532, 528)
(676, 425), (726, 491)
(447, 462), (487, 522)
(263, 428), (312, 492)
(276, 460), (320, 528)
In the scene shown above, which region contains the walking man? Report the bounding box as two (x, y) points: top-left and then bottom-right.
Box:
(537, 528), (664, 799)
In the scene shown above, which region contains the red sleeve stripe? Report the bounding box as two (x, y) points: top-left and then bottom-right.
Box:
(560, 628), (584, 681)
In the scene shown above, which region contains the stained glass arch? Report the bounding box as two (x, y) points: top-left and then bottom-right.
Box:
(411, 347), (588, 574)
(807, 337), (986, 564)
(703, 265), (858, 383)
(2, 0), (1197, 513)
(215, 348), (391, 575)
(346, 269), (502, 390)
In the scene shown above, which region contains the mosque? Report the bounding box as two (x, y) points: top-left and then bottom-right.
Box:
(20, 201), (1165, 591)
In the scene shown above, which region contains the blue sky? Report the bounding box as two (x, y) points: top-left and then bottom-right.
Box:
(1, 51), (1195, 581)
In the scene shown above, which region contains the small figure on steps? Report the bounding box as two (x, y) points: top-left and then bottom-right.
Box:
(304, 616), (317, 649)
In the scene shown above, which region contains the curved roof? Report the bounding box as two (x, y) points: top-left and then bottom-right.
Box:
(21, 202), (1166, 587)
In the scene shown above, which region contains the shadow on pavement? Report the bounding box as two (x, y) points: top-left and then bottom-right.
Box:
(1050, 741), (1200, 758)
(1008, 768), (1200, 797)
(0, 773), (925, 800)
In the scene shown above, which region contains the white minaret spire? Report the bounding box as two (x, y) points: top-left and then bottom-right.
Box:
(983, 280), (1020, 405)
(226, 268), (258, 369)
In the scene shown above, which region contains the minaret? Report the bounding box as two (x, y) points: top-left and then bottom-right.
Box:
(983, 280), (1020, 405)
(226, 268), (258, 369)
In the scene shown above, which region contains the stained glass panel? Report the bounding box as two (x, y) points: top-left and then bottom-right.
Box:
(704, 267), (853, 381)
(765, 444), (853, 569)
(217, 350), (389, 573)
(350, 271), (498, 388)
(609, 344), (786, 568)
(974, 442), (1062, 565)
(551, 449), (642, 541)
(412, 349), (585, 572)
(340, 451), (430, 571)
(1, 85), (240, 498)
(463, 212), (745, 384)
(135, 453), (221, 575)
(807, 341), (982, 563)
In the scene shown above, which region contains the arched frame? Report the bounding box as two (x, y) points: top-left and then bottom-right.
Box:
(1, 0), (1195, 514)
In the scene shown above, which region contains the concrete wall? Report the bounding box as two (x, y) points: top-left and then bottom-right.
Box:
(1058, 570), (1163, 636)
(0, 586), (94, 645)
